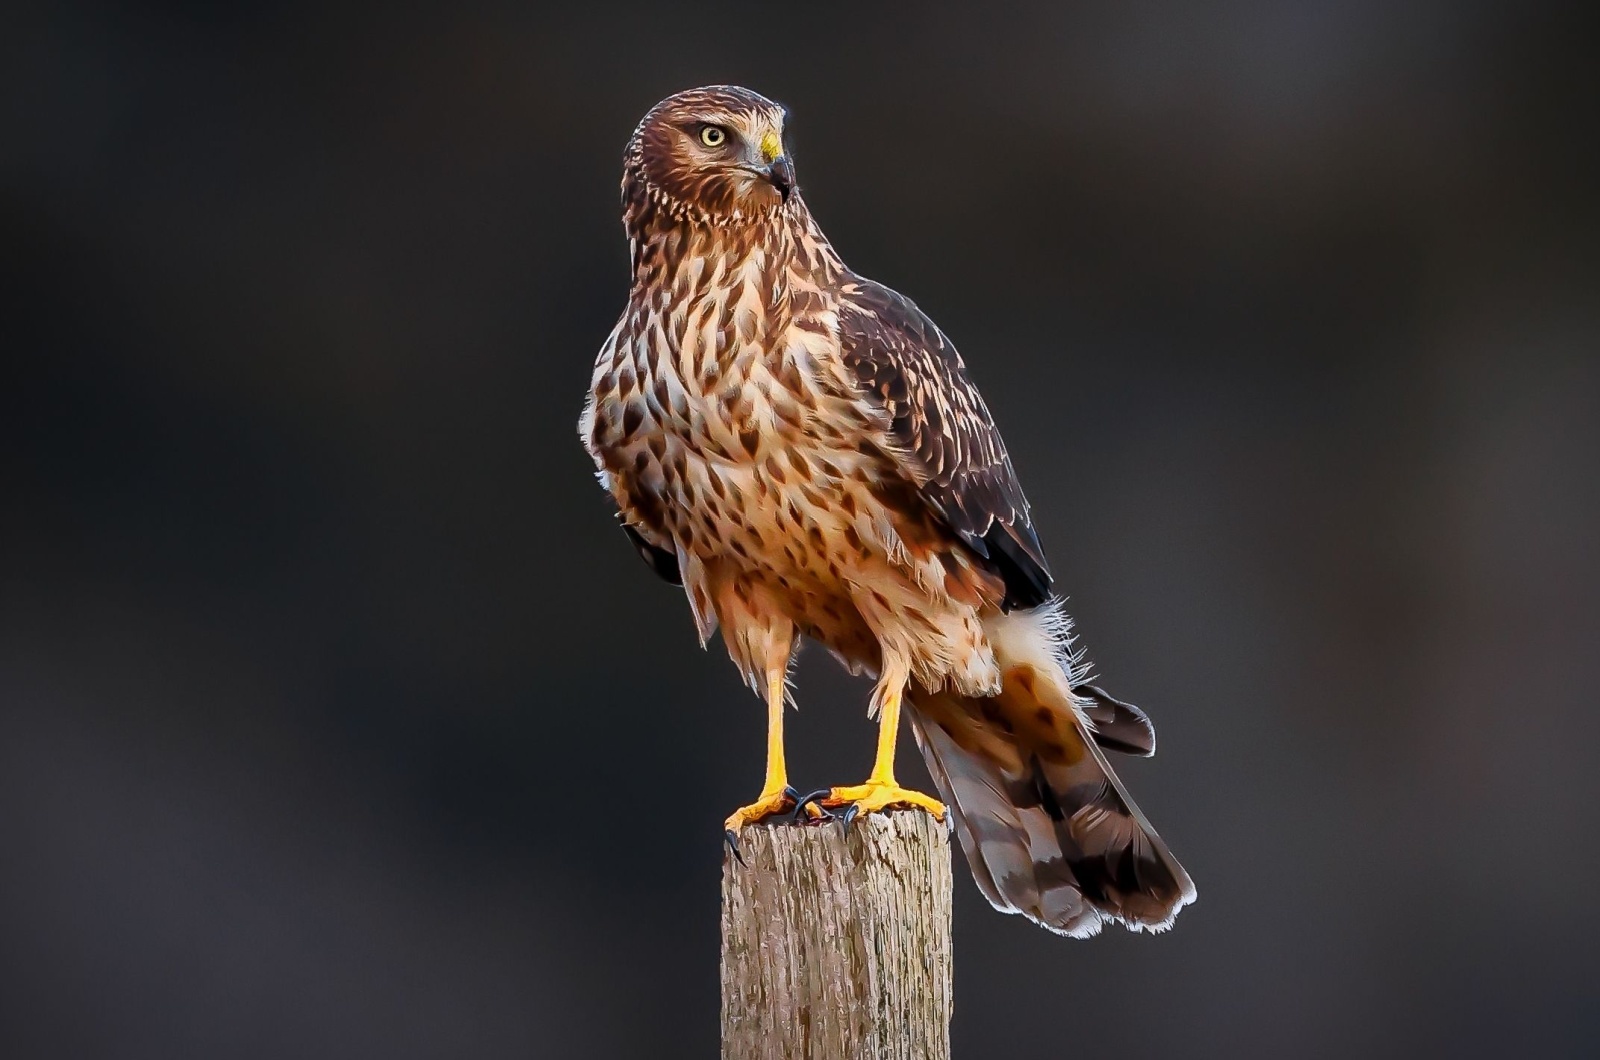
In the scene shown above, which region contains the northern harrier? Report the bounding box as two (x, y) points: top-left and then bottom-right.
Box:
(580, 86), (1195, 936)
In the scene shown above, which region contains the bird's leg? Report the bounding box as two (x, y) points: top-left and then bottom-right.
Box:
(820, 670), (945, 822)
(723, 666), (802, 841)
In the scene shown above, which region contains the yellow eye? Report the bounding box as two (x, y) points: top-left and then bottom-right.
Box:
(700, 126), (727, 148)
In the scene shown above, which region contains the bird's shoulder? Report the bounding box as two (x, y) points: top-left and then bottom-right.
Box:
(833, 275), (960, 381)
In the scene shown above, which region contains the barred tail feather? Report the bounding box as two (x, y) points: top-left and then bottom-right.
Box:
(906, 603), (1195, 937)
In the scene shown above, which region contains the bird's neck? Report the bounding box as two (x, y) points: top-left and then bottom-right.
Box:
(624, 191), (845, 311)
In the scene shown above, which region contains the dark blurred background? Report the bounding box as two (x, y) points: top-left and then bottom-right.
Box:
(3, 2), (1597, 1057)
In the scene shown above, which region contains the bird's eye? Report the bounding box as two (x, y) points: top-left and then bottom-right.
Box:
(700, 126), (727, 148)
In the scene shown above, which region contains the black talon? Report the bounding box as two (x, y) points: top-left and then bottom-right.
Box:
(790, 788), (833, 824)
(840, 804), (860, 830)
(724, 829), (745, 866)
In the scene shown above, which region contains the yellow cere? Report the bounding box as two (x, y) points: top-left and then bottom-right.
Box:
(759, 130), (783, 163)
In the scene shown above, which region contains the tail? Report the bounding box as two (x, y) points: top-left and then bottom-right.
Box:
(906, 604), (1196, 937)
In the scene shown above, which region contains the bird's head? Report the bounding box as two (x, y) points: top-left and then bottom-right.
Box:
(624, 85), (796, 226)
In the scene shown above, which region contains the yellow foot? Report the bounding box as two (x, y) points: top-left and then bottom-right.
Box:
(723, 787), (799, 835)
(820, 782), (946, 822)
(723, 787), (832, 865)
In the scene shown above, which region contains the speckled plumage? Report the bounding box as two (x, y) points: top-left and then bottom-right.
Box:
(580, 86), (1194, 936)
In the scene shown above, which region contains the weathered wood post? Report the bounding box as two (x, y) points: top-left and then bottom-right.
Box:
(720, 811), (953, 1059)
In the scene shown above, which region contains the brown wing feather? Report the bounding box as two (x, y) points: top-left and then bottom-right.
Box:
(621, 523), (682, 585)
(837, 277), (1051, 610)
(1074, 683), (1157, 757)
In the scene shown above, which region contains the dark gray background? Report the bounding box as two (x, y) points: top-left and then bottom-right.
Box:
(4, 2), (1597, 1057)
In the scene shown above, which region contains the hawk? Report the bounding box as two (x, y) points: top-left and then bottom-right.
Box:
(579, 86), (1195, 936)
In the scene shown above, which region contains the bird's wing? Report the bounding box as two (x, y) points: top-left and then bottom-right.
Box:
(1074, 683), (1156, 757)
(837, 277), (1051, 610)
(621, 523), (682, 585)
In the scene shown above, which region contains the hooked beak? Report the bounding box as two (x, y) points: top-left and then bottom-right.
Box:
(764, 156), (795, 202)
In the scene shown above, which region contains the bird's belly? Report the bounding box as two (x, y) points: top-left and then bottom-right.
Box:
(739, 490), (883, 668)
(671, 440), (964, 671)
(676, 440), (875, 583)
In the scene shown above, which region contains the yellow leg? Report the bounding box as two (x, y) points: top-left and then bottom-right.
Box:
(823, 680), (945, 820)
(723, 669), (798, 834)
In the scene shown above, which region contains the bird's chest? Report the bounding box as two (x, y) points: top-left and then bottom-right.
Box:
(591, 309), (874, 571)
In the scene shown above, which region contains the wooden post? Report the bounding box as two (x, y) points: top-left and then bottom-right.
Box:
(720, 811), (953, 1060)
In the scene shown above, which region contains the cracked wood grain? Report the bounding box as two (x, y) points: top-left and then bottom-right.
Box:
(721, 812), (953, 1060)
